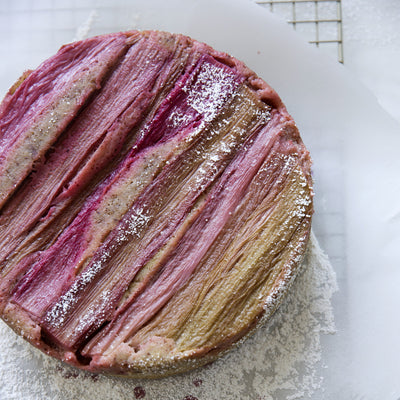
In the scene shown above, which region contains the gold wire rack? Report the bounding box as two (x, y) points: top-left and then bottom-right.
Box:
(256, 0), (343, 63)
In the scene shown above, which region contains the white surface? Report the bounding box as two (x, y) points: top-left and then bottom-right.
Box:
(342, 0), (400, 124)
(0, 0), (399, 398)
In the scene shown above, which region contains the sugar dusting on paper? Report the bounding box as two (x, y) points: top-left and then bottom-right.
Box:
(0, 233), (337, 400)
(72, 10), (98, 42)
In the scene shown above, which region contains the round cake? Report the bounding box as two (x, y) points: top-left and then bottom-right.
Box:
(0, 30), (313, 378)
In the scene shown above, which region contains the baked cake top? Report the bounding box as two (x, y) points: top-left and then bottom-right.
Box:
(0, 30), (313, 378)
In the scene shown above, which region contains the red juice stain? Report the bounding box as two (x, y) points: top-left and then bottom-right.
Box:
(134, 386), (146, 399)
(192, 378), (203, 387)
(63, 370), (79, 379)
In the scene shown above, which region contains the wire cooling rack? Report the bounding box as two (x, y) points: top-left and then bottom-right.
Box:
(255, 0), (343, 63)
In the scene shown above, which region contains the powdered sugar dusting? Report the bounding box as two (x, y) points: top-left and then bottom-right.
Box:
(73, 10), (98, 42)
(44, 253), (109, 329)
(0, 233), (337, 399)
(75, 289), (111, 335)
(184, 61), (238, 122)
(167, 109), (193, 129)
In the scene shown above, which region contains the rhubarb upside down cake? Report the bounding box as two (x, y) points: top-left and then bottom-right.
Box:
(0, 31), (313, 378)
